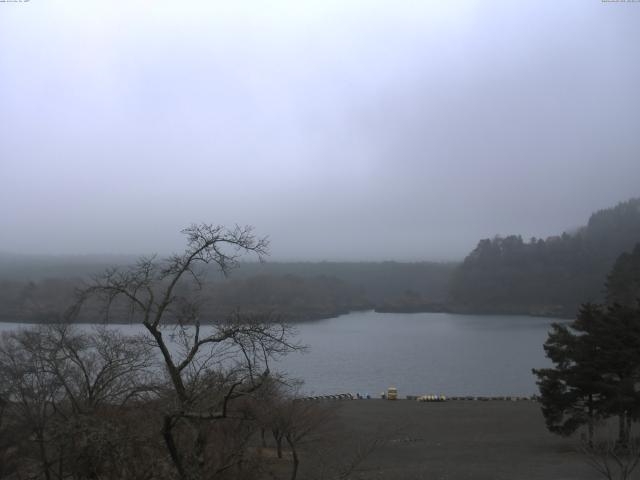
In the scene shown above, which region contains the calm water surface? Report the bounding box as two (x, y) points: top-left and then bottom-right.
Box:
(0, 311), (560, 397)
(275, 311), (559, 396)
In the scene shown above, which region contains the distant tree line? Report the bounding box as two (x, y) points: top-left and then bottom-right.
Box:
(0, 274), (371, 324)
(1, 198), (638, 321)
(0, 262), (456, 323)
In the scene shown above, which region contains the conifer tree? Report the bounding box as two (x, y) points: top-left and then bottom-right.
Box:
(533, 304), (604, 445)
(534, 301), (640, 446)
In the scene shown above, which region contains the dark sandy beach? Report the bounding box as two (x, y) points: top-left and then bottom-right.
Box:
(311, 399), (602, 480)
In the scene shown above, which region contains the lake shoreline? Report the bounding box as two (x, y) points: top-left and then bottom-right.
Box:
(375, 304), (575, 319)
(0, 308), (567, 325)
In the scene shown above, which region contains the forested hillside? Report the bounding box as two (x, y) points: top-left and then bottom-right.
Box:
(449, 198), (640, 316)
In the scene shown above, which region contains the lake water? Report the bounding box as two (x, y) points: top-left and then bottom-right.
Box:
(0, 311), (560, 397)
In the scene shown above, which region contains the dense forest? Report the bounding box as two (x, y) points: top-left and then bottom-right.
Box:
(449, 198), (640, 317)
(0, 259), (455, 323)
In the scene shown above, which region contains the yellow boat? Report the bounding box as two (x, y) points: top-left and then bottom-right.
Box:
(387, 387), (398, 400)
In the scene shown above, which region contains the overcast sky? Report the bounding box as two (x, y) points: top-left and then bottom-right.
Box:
(1, 0), (639, 261)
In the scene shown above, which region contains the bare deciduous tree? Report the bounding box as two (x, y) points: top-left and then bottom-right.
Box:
(0, 324), (161, 480)
(70, 224), (302, 480)
(0, 328), (63, 480)
(41, 324), (157, 412)
(582, 438), (640, 480)
(282, 399), (335, 480)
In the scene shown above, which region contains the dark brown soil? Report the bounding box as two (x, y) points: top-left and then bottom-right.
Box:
(310, 399), (601, 480)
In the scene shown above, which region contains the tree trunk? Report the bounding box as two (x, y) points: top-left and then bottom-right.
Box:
(588, 395), (594, 448)
(286, 434), (299, 480)
(58, 445), (65, 480)
(163, 416), (188, 480)
(618, 412), (629, 447)
(195, 424), (207, 471)
(36, 430), (51, 480)
(273, 430), (283, 458)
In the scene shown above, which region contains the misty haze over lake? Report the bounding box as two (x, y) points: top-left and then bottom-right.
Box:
(2, 1), (639, 261)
